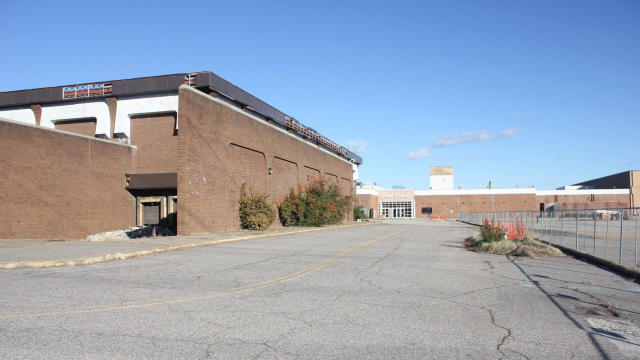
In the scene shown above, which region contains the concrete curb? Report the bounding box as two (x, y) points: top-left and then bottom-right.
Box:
(0, 222), (376, 270)
(457, 220), (640, 281)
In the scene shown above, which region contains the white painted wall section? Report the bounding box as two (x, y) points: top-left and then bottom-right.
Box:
(430, 174), (454, 190)
(0, 107), (36, 125)
(41, 101), (110, 137)
(114, 94), (179, 138)
(352, 164), (359, 181)
(357, 188), (379, 195)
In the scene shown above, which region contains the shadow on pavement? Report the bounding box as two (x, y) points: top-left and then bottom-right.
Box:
(507, 255), (612, 360)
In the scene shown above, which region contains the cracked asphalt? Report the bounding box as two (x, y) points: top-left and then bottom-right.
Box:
(1, 221), (639, 359)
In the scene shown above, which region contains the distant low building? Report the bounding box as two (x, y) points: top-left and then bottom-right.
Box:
(356, 169), (635, 219)
(573, 170), (639, 209)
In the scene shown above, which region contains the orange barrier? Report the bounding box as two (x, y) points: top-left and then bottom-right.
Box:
(429, 214), (448, 221)
(483, 219), (526, 240)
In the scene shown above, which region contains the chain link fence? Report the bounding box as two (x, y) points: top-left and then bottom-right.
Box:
(459, 208), (640, 270)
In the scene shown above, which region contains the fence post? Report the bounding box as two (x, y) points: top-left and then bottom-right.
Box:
(635, 211), (638, 270)
(605, 220), (609, 260)
(593, 212), (596, 255)
(584, 214), (587, 252)
(575, 213), (579, 250)
(561, 213), (564, 247)
(619, 209), (623, 265)
(552, 214), (555, 242)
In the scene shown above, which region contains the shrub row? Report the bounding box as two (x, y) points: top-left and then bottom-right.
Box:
(279, 178), (349, 227)
(238, 178), (350, 230)
(238, 184), (276, 230)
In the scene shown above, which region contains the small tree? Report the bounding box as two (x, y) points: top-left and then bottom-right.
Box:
(353, 205), (369, 221)
(239, 183), (275, 230)
(480, 219), (506, 243)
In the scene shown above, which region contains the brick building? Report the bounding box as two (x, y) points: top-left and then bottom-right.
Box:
(573, 170), (640, 209)
(356, 169), (636, 219)
(0, 72), (361, 239)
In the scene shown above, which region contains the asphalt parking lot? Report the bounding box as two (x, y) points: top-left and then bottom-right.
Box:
(1, 221), (639, 359)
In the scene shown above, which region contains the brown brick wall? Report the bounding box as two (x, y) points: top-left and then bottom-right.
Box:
(632, 171), (640, 209)
(324, 172), (338, 185)
(130, 113), (178, 173)
(270, 156), (297, 201)
(340, 177), (353, 197)
(229, 143), (266, 194)
(55, 119), (97, 137)
(302, 166), (321, 184)
(177, 86), (354, 234)
(535, 194), (629, 210)
(355, 194), (379, 216)
(415, 194), (536, 218)
(105, 97), (117, 140)
(0, 120), (135, 239)
(30, 104), (42, 126)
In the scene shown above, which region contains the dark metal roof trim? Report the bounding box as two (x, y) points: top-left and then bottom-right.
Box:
(125, 172), (177, 190)
(0, 73), (190, 107)
(196, 72), (362, 165)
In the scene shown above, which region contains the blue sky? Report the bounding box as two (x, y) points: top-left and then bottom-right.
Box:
(1, 0), (638, 189)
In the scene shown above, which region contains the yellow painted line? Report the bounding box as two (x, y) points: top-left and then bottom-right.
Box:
(0, 223), (377, 269)
(0, 227), (409, 319)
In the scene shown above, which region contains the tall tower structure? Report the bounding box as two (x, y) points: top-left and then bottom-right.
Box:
(429, 166), (454, 190)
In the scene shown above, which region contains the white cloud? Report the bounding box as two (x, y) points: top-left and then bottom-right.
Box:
(345, 139), (367, 154)
(432, 128), (520, 148)
(404, 146), (432, 160)
(404, 128), (520, 160)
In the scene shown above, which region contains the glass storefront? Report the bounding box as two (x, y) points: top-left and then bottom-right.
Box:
(379, 201), (414, 218)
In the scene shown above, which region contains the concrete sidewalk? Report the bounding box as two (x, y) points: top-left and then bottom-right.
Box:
(0, 223), (372, 268)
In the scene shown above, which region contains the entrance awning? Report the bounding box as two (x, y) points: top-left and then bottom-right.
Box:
(125, 172), (177, 190)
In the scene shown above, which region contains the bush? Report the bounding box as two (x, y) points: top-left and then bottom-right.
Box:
(279, 189), (305, 226)
(239, 183), (275, 230)
(465, 233), (564, 257)
(353, 205), (369, 221)
(279, 178), (350, 227)
(480, 219), (506, 243)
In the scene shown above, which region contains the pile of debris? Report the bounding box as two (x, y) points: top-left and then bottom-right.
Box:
(87, 226), (176, 242)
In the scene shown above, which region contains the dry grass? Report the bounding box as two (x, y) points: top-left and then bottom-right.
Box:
(465, 232), (564, 258)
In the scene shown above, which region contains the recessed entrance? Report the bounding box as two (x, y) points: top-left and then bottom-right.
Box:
(125, 172), (178, 232)
(380, 201), (414, 218)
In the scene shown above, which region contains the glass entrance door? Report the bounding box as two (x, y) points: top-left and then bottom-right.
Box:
(380, 201), (414, 219)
